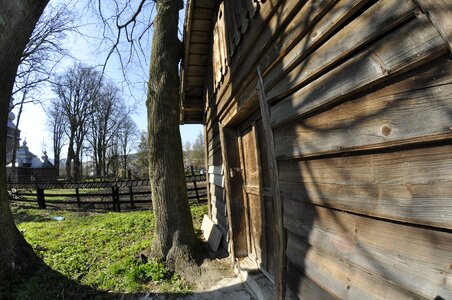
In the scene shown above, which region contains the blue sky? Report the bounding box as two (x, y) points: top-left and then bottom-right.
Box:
(15, 0), (202, 158)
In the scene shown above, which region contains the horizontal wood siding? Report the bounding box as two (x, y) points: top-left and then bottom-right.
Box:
(208, 164), (228, 250)
(200, 0), (452, 299)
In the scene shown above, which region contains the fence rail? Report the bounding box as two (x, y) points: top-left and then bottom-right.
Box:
(8, 174), (207, 212)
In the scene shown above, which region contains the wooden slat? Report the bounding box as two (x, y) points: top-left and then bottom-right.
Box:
(192, 7), (213, 20)
(211, 0), (291, 119)
(194, 0), (215, 9)
(265, 0), (418, 101)
(190, 30), (211, 44)
(191, 19), (211, 31)
(189, 43), (210, 55)
(274, 57), (452, 158)
(186, 65), (206, 77)
(286, 261), (336, 300)
(187, 54), (209, 66)
(257, 67), (286, 300)
(186, 76), (206, 87)
(279, 144), (452, 230)
(415, 0), (452, 52)
(284, 202), (452, 299)
(263, 0), (369, 79)
(208, 164), (223, 175)
(286, 232), (427, 300)
(271, 16), (447, 128)
(208, 173), (224, 188)
(261, 0), (344, 76)
(210, 183), (224, 202)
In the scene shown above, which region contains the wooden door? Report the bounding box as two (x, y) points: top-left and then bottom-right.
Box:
(238, 119), (275, 277)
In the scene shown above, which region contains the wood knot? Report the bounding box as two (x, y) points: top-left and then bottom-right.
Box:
(381, 124), (392, 136)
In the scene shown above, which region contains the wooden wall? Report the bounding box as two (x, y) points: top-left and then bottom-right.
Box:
(201, 0), (452, 298)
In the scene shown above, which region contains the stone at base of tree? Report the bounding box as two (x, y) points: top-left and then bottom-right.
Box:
(201, 215), (222, 252)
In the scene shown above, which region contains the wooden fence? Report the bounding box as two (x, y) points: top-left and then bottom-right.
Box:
(8, 174), (207, 212)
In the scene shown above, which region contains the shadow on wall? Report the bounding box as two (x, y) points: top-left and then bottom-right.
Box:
(210, 0), (451, 299)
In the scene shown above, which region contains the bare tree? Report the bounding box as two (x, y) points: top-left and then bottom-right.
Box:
(117, 115), (139, 177)
(131, 131), (149, 178)
(52, 63), (101, 180)
(9, 3), (75, 178)
(0, 0), (49, 282)
(46, 99), (67, 175)
(87, 81), (131, 177)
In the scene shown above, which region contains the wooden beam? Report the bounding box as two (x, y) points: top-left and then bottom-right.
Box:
(257, 66), (286, 300)
(219, 125), (236, 261)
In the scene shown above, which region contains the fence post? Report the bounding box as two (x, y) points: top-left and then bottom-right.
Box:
(191, 166), (200, 203)
(129, 185), (135, 209)
(75, 187), (81, 208)
(111, 187), (117, 211)
(116, 187), (121, 212)
(36, 187), (46, 209)
(111, 187), (121, 212)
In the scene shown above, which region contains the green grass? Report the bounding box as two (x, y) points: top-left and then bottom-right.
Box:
(6, 203), (208, 298)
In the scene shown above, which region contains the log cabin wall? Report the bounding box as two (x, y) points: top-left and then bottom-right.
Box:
(184, 0), (452, 298)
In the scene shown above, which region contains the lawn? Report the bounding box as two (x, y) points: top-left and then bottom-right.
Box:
(4, 203), (208, 299)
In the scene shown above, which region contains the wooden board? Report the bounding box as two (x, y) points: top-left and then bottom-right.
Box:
(278, 144), (452, 230)
(271, 16), (447, 128)
(415, 0), (452, 52)
(208, 173), (224, 187)
(274, 57), (452, 158)
(208, 164), (223, 175)
(284, 203), (452, 299)
(286, 232), (426, 299)
(201, 214), (222, 252)
(265, 0), (418, 100)
(286, 260), (336, 300)
(260, 0), (340, 76)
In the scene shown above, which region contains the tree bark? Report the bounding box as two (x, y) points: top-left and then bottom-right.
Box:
(0, 0), (48, 280)
(147, 0), (199, 270)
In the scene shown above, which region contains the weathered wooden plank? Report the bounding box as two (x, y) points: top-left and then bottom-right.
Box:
(208, 164), (223, 175)
(285, 202), (452, 299)
(187, 53), (209, 66)
(211, 199), (227, 230)
(257, 67), (286, 300)
(194, 0), (215, 9)
(220, 125), (248, 259)
(261, 0), (343, 75)
(286, 231), (427, 300)
(415, 0), (452, 52)
(186, 65), (207, 77)
(286, 261), (336, 300)
(265, 0), (418, 101)
(189, 43), (210, 55)
(207, 133), (221, 154)
(271, 16), (447, 128)
(209, 174), (224, 187)
(212, 0), (291, 119)
(279, 144), (452, 230)
(191, 19), (211, 31)
(192, 7), (213, 20)
(190, 30), (211, 44)
(186, 76), (205, 87)
(274, 59), (452, 158)
(209, 183), (224, 203)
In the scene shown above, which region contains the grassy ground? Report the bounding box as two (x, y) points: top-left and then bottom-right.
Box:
(4, 203), (208, 299)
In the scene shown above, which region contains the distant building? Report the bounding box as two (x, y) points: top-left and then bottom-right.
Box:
(8, 141), (58, 183)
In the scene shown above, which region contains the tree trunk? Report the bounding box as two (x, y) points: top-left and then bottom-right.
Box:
(66, 135), (74, 180)
(147, 0), (199, 271)
(0, 0), (48, 280)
